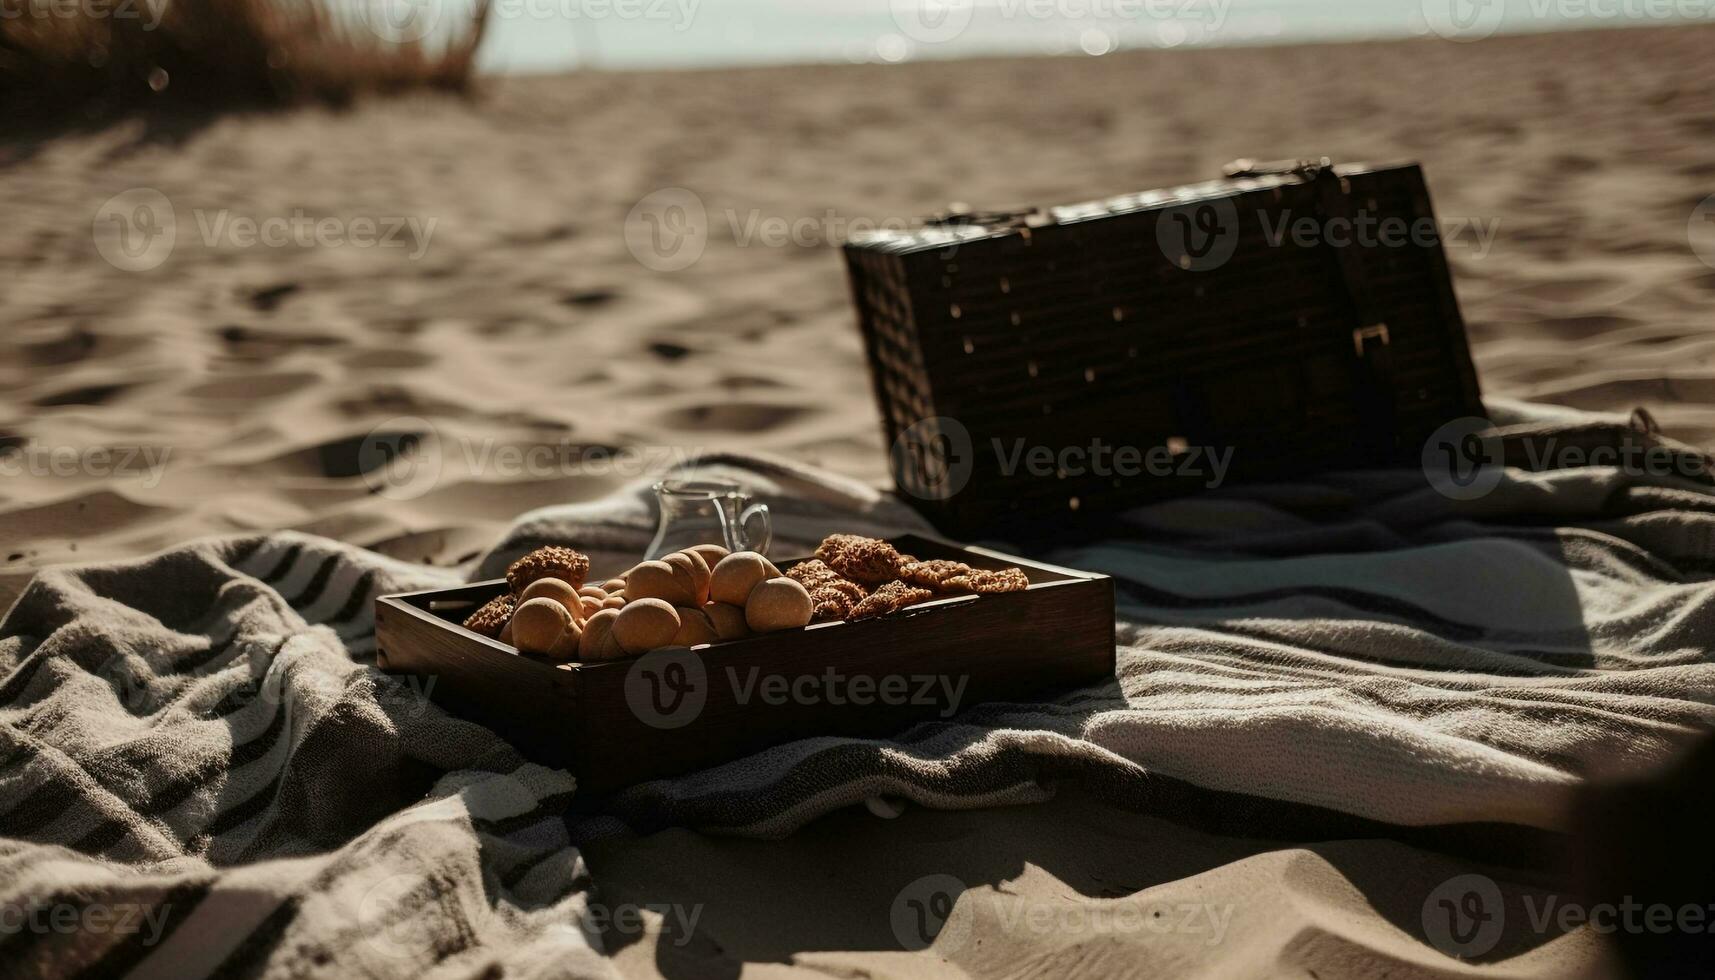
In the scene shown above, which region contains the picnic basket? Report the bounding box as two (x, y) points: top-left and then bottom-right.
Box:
(842, 158), (1484, 540)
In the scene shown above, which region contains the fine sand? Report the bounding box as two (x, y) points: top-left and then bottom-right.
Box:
(3, 23), (1711, 977)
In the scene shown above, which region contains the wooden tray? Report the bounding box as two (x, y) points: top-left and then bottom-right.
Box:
(374, 535), (1115, 797)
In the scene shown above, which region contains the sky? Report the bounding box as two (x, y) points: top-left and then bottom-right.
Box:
(349, 0), (1714, 72)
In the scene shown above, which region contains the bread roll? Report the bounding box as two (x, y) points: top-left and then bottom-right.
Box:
(513, 596), (571, 655)
(545, 618), (583, 662)
(671, 606), (720, 646)
(702, 601), (750, 641)
(521, 577), (583, 622)
(578, 608), (625, 662)
(612, 598), (682, 654)
(625, 560), (697, 607)
(709, 552), (776, 606)
(601, 577), (627, 593)
(578, 585), (609, 600)
(664, 550), (713, 606)
(745, 577), (813, 632)
(686, 544), (730, 572)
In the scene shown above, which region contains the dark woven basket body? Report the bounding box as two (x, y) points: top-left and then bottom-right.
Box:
(843, 161), (1483, 540)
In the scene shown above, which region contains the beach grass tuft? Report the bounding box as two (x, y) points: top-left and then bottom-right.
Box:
(1, 0), (491, 117)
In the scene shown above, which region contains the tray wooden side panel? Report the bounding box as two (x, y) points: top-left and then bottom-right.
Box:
(376, 587), (580, 768)
(567, 575), (1113, 795)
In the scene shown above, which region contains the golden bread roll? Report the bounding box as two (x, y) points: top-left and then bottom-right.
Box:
(578, 608), (625, 662)
(671, 606), (720, 646)
(601, 595), (627, 609)
(664, 550), (713, 605)
(579, 596), (606, 620)
(686, 544), (730, 572)
(545, 618), (583, 662)
(625, 560), (698, 607)
(601, 577), (627, 593)
(613, 598), (682, 654)
(702, 601), (750, 641)
(521, 577), (584, 622)
(745, 577), (813, 632)
(512, 596), (572, 655)
(709, 552), (776, 606)
(578, 585), (609, 600)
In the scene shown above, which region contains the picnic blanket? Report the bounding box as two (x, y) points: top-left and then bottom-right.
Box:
(4, 400), (1714, 976)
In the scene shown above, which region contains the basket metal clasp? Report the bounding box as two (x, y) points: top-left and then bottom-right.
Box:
(1352, 323), (1390, 356)
(925, 206), (1041, 229)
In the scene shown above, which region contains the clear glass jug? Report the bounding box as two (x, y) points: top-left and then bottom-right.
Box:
(646, 479), (772, 559)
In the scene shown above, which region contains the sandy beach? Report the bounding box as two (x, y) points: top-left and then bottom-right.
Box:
(3, 23), (1712, 976)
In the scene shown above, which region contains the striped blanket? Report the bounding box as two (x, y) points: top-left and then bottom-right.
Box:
(3, 401), (1714, 976)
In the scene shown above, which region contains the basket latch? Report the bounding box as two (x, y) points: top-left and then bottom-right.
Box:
(1352, 323), (1390, 356)
(925, 206), (1041, 230)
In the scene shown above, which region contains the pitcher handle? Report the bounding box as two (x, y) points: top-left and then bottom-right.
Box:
(738, 502), (772, 556)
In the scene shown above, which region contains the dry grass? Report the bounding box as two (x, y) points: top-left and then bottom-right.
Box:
(0, 0), (491, 118)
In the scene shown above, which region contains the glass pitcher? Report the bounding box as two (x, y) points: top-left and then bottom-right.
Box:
(646, 479), (772, 559)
